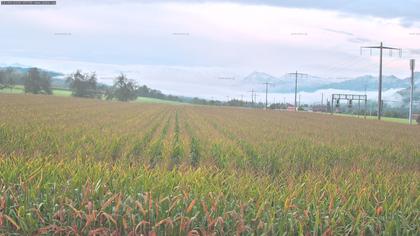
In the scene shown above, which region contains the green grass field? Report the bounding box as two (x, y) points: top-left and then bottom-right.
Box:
(0, 94), (418, 235)
(0, 85), (72, 96)
(0, 86), (25, 94)
(332, 113), (410, 124)
(136, 96), (186, 105)
(0, 86), (184, 104)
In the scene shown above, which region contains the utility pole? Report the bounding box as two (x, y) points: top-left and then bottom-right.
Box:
(409, 59), (415, 125)
(248, 89), (255, 105)
(262, 82), (273, 110)
(361, 42), (402, 120)
(326, 99), (330, 113)
(287, 71), (308, 111)
(298, 94), (301, 108)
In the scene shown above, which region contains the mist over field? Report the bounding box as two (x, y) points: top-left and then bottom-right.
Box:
(0, 57), (411, 104)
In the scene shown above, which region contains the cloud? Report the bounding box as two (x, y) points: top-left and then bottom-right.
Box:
(347, 37), (372, 44)
(0, 0), (417, 80)
(53, 0), (420, 28)
(323, 28), (353, 36)
(226, 0), (420, 27)
(410, 49), (420, 55)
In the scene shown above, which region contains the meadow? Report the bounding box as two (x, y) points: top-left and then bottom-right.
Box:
(0, 93), (419, 235)
(333, 113), (411, 124)
(0, 86), (72, 97)
(0, 86), (184, 105)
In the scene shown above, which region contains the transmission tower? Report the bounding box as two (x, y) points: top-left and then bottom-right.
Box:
(287, 71), (308, 111)
(248, 89), (256, 105)
(262, 82), (273, 110)
(361, 42), (402, 120)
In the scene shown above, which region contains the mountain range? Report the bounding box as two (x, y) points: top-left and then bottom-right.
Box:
(241, 71), (420, 93)
(2, 65), (419, 100)
(1, 65), (63, 78)
(0, 66), (117, 89)
(0, 66), (68, 88)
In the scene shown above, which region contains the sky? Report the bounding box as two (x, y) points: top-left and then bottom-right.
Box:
(0, 0), (419, 101)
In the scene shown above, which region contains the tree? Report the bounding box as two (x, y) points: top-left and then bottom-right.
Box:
(0, 70), (7, 89)
(24, 67), (52, 94)
(0, 67), (16, 89)
(66, 70), (99, 98)
(107, 74), (138, 102)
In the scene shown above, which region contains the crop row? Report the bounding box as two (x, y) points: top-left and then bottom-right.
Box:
(0, 94), (418, 234)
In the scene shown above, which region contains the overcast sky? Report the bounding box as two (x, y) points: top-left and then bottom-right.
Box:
(1, 0), (419, 81)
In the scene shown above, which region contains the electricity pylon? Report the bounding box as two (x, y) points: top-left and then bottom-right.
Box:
(261, 82), (273, 110)
(361, 42), (402, 120)
(248, 89), (256, 105)
(287, 71), (307, 111)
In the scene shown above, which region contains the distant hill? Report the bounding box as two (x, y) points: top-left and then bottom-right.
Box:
(0, 65), (195, 104)
(0, 66), (63, 78)
(242, 71), (277, 84)
(397, 72), (420, 102)
(317, 75), (409, 91)
(0, 66), (67, 88)
(241, 71), (330, 93)
(240, 72), (419, 93)
(0, 66), (110, 89)
(398, 88), (420, 102)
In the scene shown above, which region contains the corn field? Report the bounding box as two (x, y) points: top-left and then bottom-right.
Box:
(0, 94), (419, 235)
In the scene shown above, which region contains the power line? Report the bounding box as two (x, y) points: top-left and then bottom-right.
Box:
(248, 89), (256, 105)
(323, 58), (379, 79)
(320, 56), (369, 76)
(361, 42), (402, 120)
(316, 47), (412, 80)
(261, 82), (273, 110)
(287, 71), (308, 111)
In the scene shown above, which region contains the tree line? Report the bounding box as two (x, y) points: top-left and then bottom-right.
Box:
(0, 67), (236, 105)
(0, 67), (16, 90)
(2, 67), (419, 124)
(64, 70), (141, 101)
(0, 67), (182, 102)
